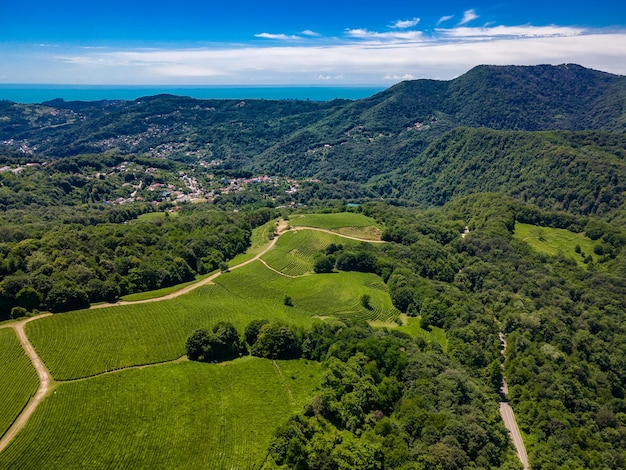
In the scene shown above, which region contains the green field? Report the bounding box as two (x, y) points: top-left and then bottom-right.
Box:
(0, 358), (323, 470)
(396, 315), (449, 351)
(514, 222), (600, 266)
(289, 212), (382, 239)
(261, 229), (347, 276)
(27, 260), (401, 380)
(0, 328), (39, 438)
(135, 211), (178, 223)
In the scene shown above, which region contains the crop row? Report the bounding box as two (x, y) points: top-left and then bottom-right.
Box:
(0, 359), (323, 470)
(289, 212), (378, 230)
(0, 328), (39, 439)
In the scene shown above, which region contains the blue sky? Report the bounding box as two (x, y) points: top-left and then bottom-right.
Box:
(1, 0), (626, 84)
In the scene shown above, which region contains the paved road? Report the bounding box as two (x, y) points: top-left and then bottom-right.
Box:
(500, 401), (530, 469)
(499, 333), (530, 469)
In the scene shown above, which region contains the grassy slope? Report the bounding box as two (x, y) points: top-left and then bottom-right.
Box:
(513, 222), (600, 266)
(0, 358), (323, 470)
(0, 329), (39, 438)
(28, 223), (401, 381)
(27, 262), (401, 380)
(288, 212), (383, 240)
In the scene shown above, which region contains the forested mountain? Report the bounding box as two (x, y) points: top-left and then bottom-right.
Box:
(2, 64), (624, 184)
(374, 128), (626, 221)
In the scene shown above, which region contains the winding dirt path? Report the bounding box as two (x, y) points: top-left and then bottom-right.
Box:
(0, 314), (53, 454)
(0, 220), (383, 451)
(91, 220), (292, 309)
(291, 225), (386, 243)
(499, 333), (530, 469)
(90, 221), (383, 309)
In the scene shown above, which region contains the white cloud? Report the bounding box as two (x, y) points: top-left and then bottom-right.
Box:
(390, 18), (420, 29)
(254, 33), (298, 40)
(345, 28), (424, 42)
(458, 9), (479, 26)
(3, 27), (626, 85)
(438, 25), (584, 40)
(384, 73), (416, 80)
(301, 30), (321, 37)
(437, 15), (453, 26)
(315, 73), (344, 80)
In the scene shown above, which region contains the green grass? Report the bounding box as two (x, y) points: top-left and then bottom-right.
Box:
(0, 358), (323, 470)
(27, 258), (401, 380)
(396, 315), (448, 351)
(0, 328), (39, 438)
(261, 229), (347, 276)
(135, 211), (178, 223)
(289, 213), (382, 240)
(513, 222), (600, 266)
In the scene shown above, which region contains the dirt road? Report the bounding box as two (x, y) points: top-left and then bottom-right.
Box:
(0, 219), (383, 451)
(0, 314), (53, 453)
(90, 221), (383, 309)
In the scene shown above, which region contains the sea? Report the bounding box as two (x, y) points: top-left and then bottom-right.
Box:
(0, 85), (386, 104)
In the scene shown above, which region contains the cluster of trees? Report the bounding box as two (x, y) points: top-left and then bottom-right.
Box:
(0, 205), (275, 318)
(186, 319), (517, 468)
(185, 319), (301, 362)
(313, 243), (379, 274)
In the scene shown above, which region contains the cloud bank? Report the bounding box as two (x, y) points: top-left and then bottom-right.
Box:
(2, 21), (626, 85)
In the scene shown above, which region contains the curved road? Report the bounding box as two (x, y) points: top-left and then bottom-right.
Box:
(0, 314), (53, 453)
(0, 220), (383, 451)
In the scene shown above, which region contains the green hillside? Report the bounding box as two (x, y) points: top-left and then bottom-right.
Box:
(381, 128), (626, 219)
(0, 359), (323, 470)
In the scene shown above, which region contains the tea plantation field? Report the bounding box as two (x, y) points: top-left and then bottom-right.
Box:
(0, 328), (39, 439)
(27, 261), (401, 380)
(0, 358), (323, 470)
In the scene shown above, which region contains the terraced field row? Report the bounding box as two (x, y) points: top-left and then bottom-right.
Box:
(0, 329), (39, 439)
(261, 230), (345, 277)
(0, 359), (323, 470)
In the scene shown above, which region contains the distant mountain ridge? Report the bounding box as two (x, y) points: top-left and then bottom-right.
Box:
(1, 64), (625, 213)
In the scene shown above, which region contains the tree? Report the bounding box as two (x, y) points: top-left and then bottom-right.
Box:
(284, 295), (293, 307)
(186, 328), (211, 361)
(186, 322), (243, 362)
(251, 323), (301, 359)
(245, 319), (269, 346)
(46, 283), (89, 313)
(210, 321), (243, 361)
(360, 294), (372, 310)
(313, 254), (334, 273)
